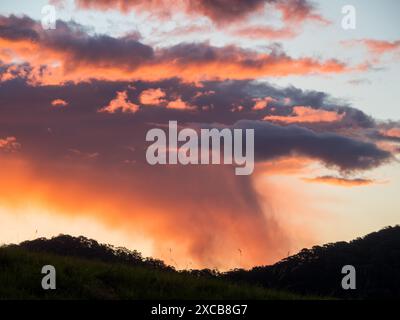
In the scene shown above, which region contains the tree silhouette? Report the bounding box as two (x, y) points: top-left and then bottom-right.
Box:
(8, 226), (400, 299)
(16, 234), (174, 271)
(224, 226), (400, 299)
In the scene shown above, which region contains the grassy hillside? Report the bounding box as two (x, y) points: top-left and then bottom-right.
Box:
(0, 246), (305, 300)
(4, 226), (398, 300)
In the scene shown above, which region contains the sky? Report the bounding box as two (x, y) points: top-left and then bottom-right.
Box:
(0, 0), (399, 270)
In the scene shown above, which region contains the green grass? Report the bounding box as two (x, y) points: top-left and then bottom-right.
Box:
(0, 247), (311, 300)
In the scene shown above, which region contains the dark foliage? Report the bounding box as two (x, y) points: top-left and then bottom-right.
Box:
(7, 226), (400, 299)
(224, 226), (400, 299)
(15, 234), (173, 272)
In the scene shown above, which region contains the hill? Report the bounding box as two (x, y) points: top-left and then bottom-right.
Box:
(0, 236), (304, 300)
(225, 226), (400, 299)
(1, 226), (400, 299)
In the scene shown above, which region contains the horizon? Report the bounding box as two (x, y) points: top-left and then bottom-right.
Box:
(0, 0), (399, 271)
(3, 224), (399, 272)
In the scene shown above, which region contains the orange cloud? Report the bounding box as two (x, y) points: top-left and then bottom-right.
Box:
(139, 88), (166, 105)
(376, 141), (400, 155)
(381, 128), (400, 139)
(361, 39), (400, 55)
(228, 0), (330, 40)
(276, 0), (330, 26)
(0, 15), (353, 85)
(342, 39), (400, 64)
(257, 157), (312, 175)
(0, 156), (295, 270)
(264, 106), (345, 123)
(303, 176), (374, 187)
(166, 98), (195, 110)
(252, 97), (277, 110)
(51, 98), (68, 107)
(98, 90), (139, 113)
(8, 47), (350, 85)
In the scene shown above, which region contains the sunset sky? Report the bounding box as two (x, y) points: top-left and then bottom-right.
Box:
(0, 0), (399, 270)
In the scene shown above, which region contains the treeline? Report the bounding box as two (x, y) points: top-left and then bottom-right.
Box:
(224, 226), (400, 299)
(9, 225), (400, 299)
(15, 235), (173, 271)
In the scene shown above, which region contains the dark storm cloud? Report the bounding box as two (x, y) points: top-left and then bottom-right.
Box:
(0, 76), (294, 268)
(74, 0), (323, 25)
(368, 122), (400, 143)
(0, 75), (396, 268)
(234, 120), (392, 172)
(0, 15), (351, 83)
(0, 15), (154, 67)
(0, 74), (376, 130)
(47, 23), (154, 68)
(0, 15), (39, 41)
(0, 77), (393, 174)
(186, 0), (267, 24)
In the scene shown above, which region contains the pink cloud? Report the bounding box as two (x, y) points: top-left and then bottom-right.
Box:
(139, 88), (166, 105)
(166, 98), (195, 110)
(98, 91), (139, 113)
(381, 128), (400, 139)
(264, 106), (345, 123)
(51, 99), (68, 107)
(232, 25), (297, 40)
(0, 136), (21, 152)
(361, 39), (400, 55)
(303, 176), (375, 187)
(342, 39), (400, 64)
(252, 97), (277, 110)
